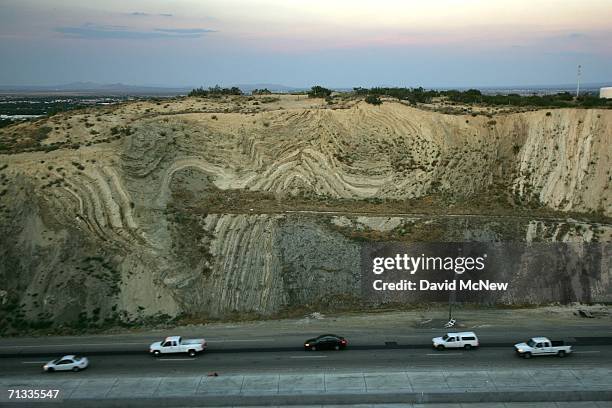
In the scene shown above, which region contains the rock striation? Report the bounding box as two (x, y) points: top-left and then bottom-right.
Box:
(0, 97), (610, 330)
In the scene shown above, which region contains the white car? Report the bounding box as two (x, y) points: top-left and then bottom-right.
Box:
(432, 332), (479, 350)
(43, 355), (89, 372)
(514, 337), (572, 358)
(149, 336), (207, 357)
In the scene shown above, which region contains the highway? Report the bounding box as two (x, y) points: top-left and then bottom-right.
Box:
(1, 345), (611, 378)
(1, 323), (611, 378)
(1, 320), (611, 407)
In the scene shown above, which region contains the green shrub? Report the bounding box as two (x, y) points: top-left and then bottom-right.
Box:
(365, 95), (382, 105)
(308, 85), (332, 98)
(33, 126), (52, 141)
(252, 88), (272, 95)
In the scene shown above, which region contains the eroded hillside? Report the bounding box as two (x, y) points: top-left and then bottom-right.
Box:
(0, 95), (610, 333)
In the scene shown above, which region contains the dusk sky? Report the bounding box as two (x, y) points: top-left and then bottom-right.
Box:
(1, 0), (611, 88)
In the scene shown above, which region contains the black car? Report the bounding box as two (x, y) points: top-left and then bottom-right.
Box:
(304, 334), (348, 351)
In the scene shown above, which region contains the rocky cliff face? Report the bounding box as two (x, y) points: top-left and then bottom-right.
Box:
(0, 96), (610, 331)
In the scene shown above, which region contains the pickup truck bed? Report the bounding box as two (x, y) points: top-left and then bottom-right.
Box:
(182, 339), (205, 345)
(514, 337), (572, 359)
(149, 336), (207, 357)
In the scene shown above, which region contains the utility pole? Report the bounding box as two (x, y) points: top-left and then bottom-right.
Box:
(448, 288), (454, 321)
(576, 64), (581, 98)
(448, 245), (461, 322)
(448, 271), (458, 321)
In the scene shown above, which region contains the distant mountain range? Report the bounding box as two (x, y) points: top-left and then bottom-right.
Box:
(0, 82), (191, 95)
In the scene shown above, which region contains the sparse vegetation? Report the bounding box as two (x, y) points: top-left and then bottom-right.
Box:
(188, 85), (243, 97)
(71, 161), (85, 171)
(259, 96), (280, 104)
(353, 87), (612, 108)
(0, 125), (54, 154)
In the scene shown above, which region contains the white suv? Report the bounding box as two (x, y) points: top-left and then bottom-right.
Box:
(432, 332), (479, 350)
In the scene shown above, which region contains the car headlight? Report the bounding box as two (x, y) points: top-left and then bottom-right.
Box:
(517, 349), (523, 352)
(304, 343), (310, 347)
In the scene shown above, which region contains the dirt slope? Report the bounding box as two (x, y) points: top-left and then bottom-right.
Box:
(0, 95), (610, 332)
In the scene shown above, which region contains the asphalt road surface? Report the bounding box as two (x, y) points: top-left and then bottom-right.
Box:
(2, 322), (612, 354)
(1, 323), (611, 378)
(1, 323), (611, 407)
(1, 345), (611, 378)
(0, 311), (612, 378)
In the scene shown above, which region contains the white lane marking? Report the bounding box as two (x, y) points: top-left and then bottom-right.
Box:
(22, 361), (48, 364)
(573, 351), (601, 354)
(0, 339), (270, 348)
(426, 353), (463, 356)
(157, 358), (196, 361)
(0, 342), (147, 348)
(207, 339), (274, 343)
(289, 355), (328, 359)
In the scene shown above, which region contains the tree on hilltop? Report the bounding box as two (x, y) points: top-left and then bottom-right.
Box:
(188, 85), (243, 97)
(252, 88), (272, 95)
(308, 85), (332, 98)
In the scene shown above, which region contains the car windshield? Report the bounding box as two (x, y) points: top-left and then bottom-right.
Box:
(51, 358), (61, 364)
(527, 339), (536, 347)
(442, 334), (450, 341)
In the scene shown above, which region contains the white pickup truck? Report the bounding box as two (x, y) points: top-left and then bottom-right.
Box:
(514, 337), (572, 358)
(149, 336), (207, 357)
